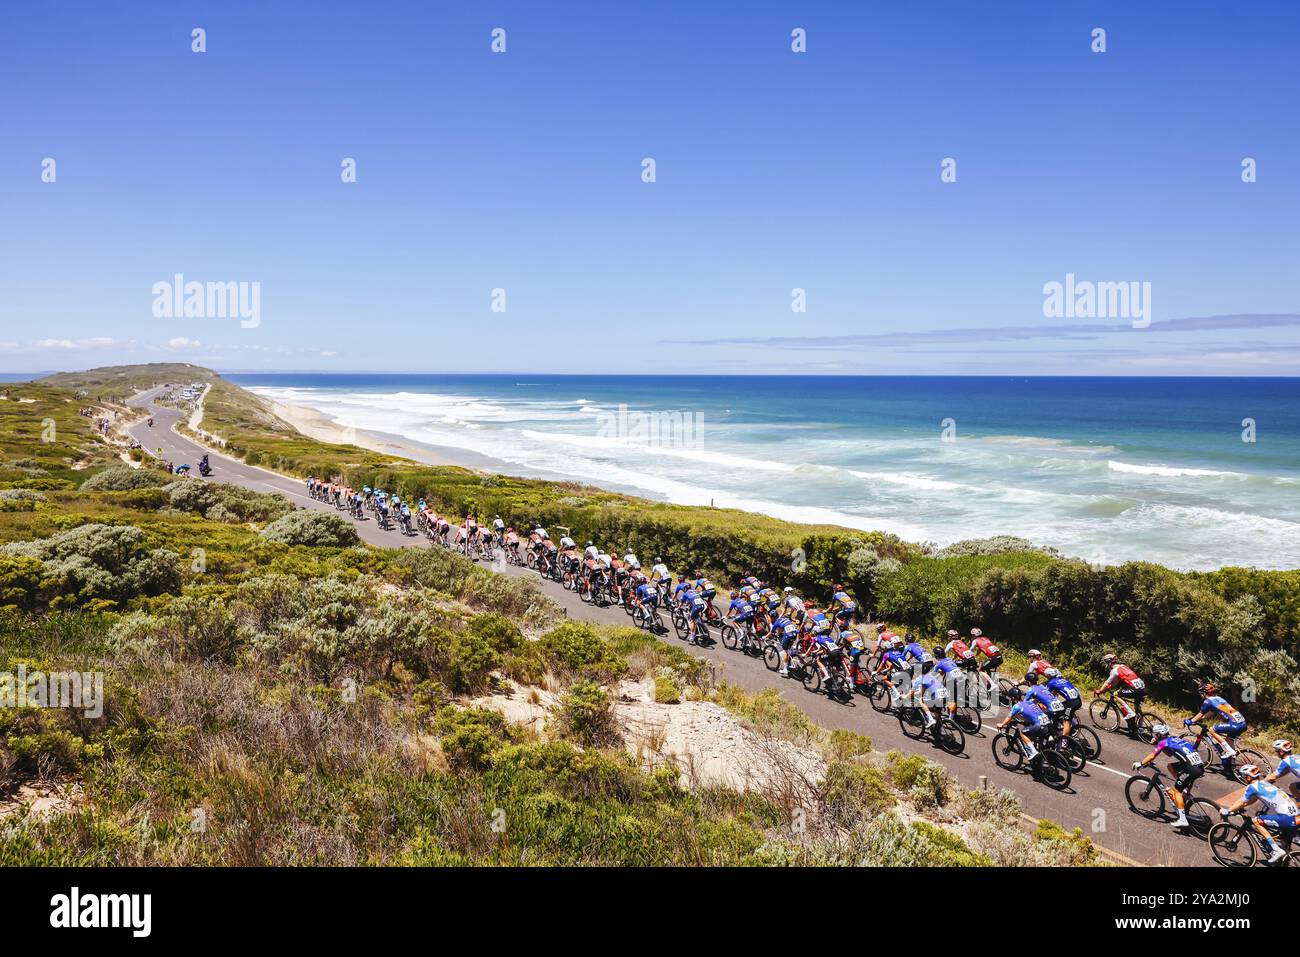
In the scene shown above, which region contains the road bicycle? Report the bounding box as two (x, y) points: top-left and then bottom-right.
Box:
(1184, 721), (1272, 784)
(1208, 811), (1299, 868)
(898, 702), (966, 755)
(1123, 766), (1219, 837)
(991, 726), (1073, 791)
(1089, 691), (1164, 744)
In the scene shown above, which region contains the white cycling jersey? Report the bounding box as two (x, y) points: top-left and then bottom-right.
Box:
(559, 536), (576, 549)
(650, 563), (670, 581)
(624, 554), (640, 568)
(1245, 781), (1299, 816)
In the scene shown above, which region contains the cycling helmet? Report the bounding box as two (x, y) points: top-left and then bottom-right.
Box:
(783, 586), (794, 594)
(1044, 667), (1061, 679)
(654, 557), (662, 564)
(1237, 764), (1264, 782)
(932, 646), (944, 660)
(1027, 649), (1042, 660)
(833, 583), (844, 591)
(585, 541), (593, 547)
(1024, 672), (1040, 685)
(1005, 686), (1023, 700)
(969, 628), (982, 637)
(1150, 723), (1169, 739)
(1102, 653), (1117, 665)
(729, 590), (738, 599)
(946, 629), (959, 638)
(1196, 678), (1216, 695)
(1273, 739), (1293, 755)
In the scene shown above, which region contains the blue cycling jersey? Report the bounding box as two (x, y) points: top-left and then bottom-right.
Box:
(1201, 696), (1246, 725)
(934, 658), (960, 676)
(904, 642), (933, 663)
(1025, 685), (1063, 713)
(1046, 675), (1081, 701)
(1153, 736), (1202, 766)
(1276, 755), (1300, 780)
(1010, 701), (1051, 727)
(883, 650), (908, 667)
(728, 598), (753, 618)
(635, 583), (657, 602)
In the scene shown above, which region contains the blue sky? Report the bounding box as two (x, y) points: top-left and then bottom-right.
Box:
(2, 0), (1298, 375)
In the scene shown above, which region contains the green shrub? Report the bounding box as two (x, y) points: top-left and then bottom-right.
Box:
(551, 680), (622, 748)
(2, 524), (180, 609)
(537, 621), (626, 679)
(260, 510), (359, 547)
(819, 761), (894, 827)
(434, 706), (515, 772)
(654, 675), (681, 704)
(80, 466), (171, 491)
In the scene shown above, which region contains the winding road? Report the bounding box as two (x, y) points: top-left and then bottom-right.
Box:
(126, 387), (1236, 866)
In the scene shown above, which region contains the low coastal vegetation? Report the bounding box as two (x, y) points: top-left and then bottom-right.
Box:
(0, 474), (1090, 865)
(26, 364), (1300, 735)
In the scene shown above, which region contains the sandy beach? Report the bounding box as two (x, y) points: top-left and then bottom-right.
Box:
(265, 397), (499, 471)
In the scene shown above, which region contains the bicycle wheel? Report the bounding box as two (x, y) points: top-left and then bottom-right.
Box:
(996, 677), (1019, 707)
(763, 644), (782, 672)
(1208, 821), (1257, 868)
(1124, 773), (1167, 819)
(1136, 713), (1162, 744)
(868, 680), (892, 713)
(992, 732), (1025, 771)
(1234, 749), (1271, 778)
(1037, 751), (1072, 791)
(936, 720), (966, 755)
(952, 705), (982, 736)
(720, 624), (739, 651)
(672, 611), (687, 639)
(898, 707), (926, 740)
(1055, 736), (1087, 774)
(801, 665), (823, 694)
(1069, 725), (1102, 761)
(1088, 699), (1118, 732)
(1184, 797), (1219, 837)
(695, 621), (711, 645)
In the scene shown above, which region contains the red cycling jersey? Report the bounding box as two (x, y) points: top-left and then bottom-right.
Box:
(1110, 664), (1144, 689)
(946, 639), (975, 660)
(1027, 659), (1055, 678)
(974, 636), (1001, 658)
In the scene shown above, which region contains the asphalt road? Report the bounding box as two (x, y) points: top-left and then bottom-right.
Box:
(126, 388), (1236, 866)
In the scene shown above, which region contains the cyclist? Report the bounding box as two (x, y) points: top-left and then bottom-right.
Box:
(828, 583), (857, 626)
(1131, 723), (1205, 830)
(1024, 679), (1067, 727)
(398, 499), (412, 533)
(772, 611), (800, 677)
(783, 587), (806, 621)
(725, 590), (755, 643)
(1218, 765), (1298, 865)
(1185, 679), (1246, 772)
(1042, 667), (1083, 736)
(675, 577), (708, 645)
(969, 627), (1002, 676)
(997, 686), (1052, 761)
(1266, 740), (1300, 801)
(1093, 653), (1146, 733)
(649, 556), (670, 582)
(903, 667), (948, 729)
(902, 635), (934, 673)
(631, 578), (660, 619)
(1024, 649), (1057, 685)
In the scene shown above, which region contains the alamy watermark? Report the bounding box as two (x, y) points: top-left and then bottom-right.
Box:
(595, 404), (703, 449)
(1, 664), (103, 718)
(151, 273), (260, 328)
(1042, 272), (1151, 329)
